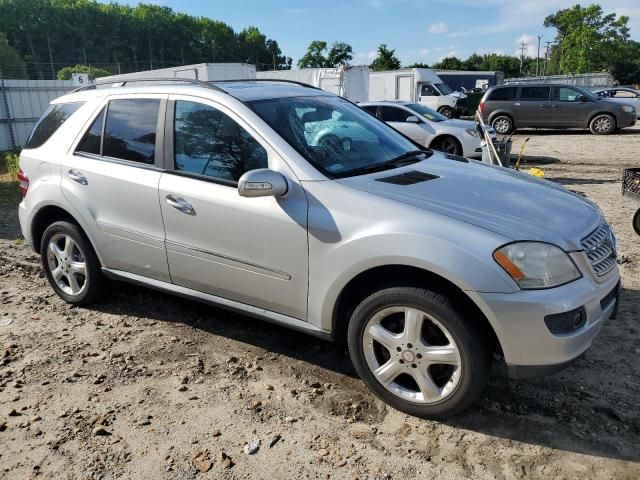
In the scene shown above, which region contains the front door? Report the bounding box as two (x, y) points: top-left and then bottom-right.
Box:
(158, 96), (309, 319)
(553, 86), (594, 126)
(61, 95), (170, 281)
(378, 105), (429, 144)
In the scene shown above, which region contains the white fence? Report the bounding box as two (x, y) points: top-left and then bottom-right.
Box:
(504, 72), (614, 90)
(0, 79), (75, 151)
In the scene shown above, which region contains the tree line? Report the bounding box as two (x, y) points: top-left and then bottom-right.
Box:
(0, 0), (292, 80)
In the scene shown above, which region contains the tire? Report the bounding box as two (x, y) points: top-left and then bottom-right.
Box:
(431, 136), (463, 156)
(438, 106), (454, 119)
(589, 114), (616, 135)
(40, 221), (105, 305)
(347, 286), (491, 419)
(491, 115), (513, 135)
(633, 208), (640, 236)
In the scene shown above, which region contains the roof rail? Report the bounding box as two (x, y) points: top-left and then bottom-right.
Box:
(72, 77), (227, 93)
(212, 78), (322, 91)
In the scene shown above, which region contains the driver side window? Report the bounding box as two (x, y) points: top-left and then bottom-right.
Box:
(173, 100), (268, 183)
(420, 84), (440, 97)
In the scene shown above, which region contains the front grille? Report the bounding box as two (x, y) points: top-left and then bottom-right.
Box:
(581, 224), (617, 276)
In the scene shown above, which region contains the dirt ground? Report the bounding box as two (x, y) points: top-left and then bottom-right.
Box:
(1, 125), (639, 480)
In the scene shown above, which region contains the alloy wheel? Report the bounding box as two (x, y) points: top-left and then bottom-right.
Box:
(362, 306), (462, 404)
(493, 118), (511, 134)
(46, 233), (87, 296)
(593, 116), (612, 133)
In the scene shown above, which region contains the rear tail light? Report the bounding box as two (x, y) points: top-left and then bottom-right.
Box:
(478, 101), (485, 114)
(18, 169), (29, 197)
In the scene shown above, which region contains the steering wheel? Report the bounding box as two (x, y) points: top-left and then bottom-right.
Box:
(318, 134), (351, 153)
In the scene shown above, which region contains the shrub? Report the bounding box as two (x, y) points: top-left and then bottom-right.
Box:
(2, 151), (20, 179)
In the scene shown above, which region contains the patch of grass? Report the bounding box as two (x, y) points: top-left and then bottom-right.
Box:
(0, 173), (19, 205)
(1, 150), (20, 179)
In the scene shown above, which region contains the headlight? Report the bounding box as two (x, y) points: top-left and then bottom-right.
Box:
(622, 105), (634, 113)
(465, 128), (480, 138)
(493, 242), (581, 289)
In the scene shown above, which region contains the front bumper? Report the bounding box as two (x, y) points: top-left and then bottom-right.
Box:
(467, 265), (620, 378)
(619, 111), (637, 128)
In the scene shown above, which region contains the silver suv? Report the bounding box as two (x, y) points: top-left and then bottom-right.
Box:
(18, 79), (620, 419)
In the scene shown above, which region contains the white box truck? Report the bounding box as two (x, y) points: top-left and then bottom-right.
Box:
(99, 63), (256, 83)
(257, 66), (369, 102)
(368, 68), (466, 118)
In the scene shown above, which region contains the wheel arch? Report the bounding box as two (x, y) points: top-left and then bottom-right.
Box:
(331, 264), (501, 355)
(30, 204), (103, 265)
(586, 111), (616, 129)
(488, 110), (514, 125)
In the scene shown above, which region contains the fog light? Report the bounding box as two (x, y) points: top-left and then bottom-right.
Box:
(544, 307), (586, 335)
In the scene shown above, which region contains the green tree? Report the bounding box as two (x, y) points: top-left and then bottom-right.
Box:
(327, 42), (353, 67)
(56, 64), (111, 80)
(0, 32), (27, 78)
(298, 41), (328, 68)
(431, 56), (464, 70)
(369, 44), (401, 71)
(406, 62), (429, 68)
(544, 4), (630, 74)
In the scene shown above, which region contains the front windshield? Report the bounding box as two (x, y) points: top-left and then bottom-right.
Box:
(406, 103), (448, 122)
(248, 95), (423, 178)
(435, 83), (454, 95)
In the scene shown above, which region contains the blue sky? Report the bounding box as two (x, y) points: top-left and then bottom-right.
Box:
(107, 0), (640, 66)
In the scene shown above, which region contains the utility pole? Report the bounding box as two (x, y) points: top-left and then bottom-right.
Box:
(536, 34), (543, 77)
(519, 42), (528, 76)
(542, 41), (552, 76)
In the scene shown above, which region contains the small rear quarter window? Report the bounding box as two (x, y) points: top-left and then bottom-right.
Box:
(488, 87), (516, 101)
(24, 102), (84, 149)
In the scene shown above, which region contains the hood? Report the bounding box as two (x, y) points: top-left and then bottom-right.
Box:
(337, 155), (601, 251)
(450, 91), (467, 99)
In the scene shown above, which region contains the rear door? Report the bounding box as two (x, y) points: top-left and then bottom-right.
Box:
(378, 105), (428, 143)
(396, 75), (414, 101)
(517, 86), (552, 127)
(61, 94), (170, 281)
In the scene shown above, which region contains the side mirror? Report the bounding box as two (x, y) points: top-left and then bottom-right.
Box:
(238, 169), (288, 198)
(406, 115), (421, 123)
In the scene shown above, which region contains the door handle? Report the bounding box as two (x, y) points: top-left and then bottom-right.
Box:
(165, 194), (195, 215)
(67, 169), (88, 185)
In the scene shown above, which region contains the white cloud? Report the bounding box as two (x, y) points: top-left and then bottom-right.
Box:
(428, 22), (448, 34)
(515, 34), (540, 58)
(355, 51), (378, 61)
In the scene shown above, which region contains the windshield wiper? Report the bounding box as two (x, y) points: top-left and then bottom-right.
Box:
(340, 150), (430, 177)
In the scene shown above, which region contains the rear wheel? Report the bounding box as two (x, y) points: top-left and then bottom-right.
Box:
(431, 136), (462, 156)
(347, 286), (491, 419)
(437, 106), (454, 119)
(41, 221), (105, 305)
(589, 114), (615, 135)
(491, 115), (513, 135)
(633, 208), (640, 236)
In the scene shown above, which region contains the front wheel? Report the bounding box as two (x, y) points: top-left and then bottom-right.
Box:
(431, 136), (463, 156)
(633, 208), (640, 236)
(347, 286), (491, 419)
(589, 114), (616, 135)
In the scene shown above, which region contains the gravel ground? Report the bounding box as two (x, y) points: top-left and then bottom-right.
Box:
(1, 125), (639, 480)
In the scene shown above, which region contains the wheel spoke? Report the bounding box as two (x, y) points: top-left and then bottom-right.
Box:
(367, 323), (400, 352)
(421, 345), (458, 365)
(63, 236), (75, 257)
(69, 261), (86, 276)
(373, 360), (402, 386)
(51, 266), (64, 282)
(49, 241), (63, 261)
(67, 272), (81, 294)
(412, 369), (441, 401)
(403, 308), (423, 344)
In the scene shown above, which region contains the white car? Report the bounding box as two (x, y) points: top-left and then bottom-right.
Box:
(593, 87), (640, 119)
(360, 101), (495, 158)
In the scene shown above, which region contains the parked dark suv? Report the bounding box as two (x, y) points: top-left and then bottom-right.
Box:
(479, 84), (637, 135)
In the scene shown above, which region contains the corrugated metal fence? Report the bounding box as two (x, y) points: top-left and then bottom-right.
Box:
(504, 73), (614, 90)
(0, 79), (74, 151)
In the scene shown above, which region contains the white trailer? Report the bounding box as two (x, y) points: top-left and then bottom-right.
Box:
(257, 66), (370, 102)
(368, 68), (465, 118)
(99, 63), (256, 83)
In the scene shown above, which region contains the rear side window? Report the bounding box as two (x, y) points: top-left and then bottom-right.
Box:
(25, 102), (84, 149)
(103, 99), (160, 164)
(76, 108), (105, 155)
(361, 105), (378, 115)
(379, 106), (412, 122)
(520, 86), (550, 101)
(488, 87), (516, 101)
